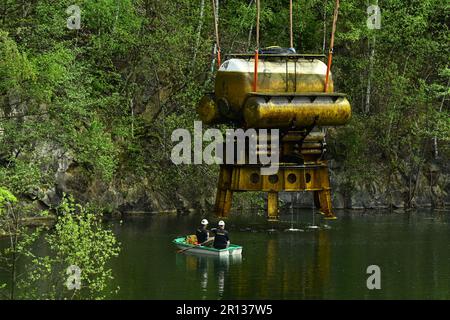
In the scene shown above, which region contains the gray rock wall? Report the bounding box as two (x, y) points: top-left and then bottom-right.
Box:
(30, 152), (450, 214)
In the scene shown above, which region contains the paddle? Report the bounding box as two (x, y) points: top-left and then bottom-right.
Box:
(177, 238), (214, 254)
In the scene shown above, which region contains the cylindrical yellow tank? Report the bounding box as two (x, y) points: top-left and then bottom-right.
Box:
(243, 94), (351, 128)
(197, 55), (352, 128)
(197, 94), (221, 124)
(215, 58), (334, 113)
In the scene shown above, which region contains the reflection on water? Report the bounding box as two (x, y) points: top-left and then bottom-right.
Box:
(176, 253), (242, 299)
(109, 210), (450, 300)
(253, 228), (332, 299)
(169, 222), (351, 300)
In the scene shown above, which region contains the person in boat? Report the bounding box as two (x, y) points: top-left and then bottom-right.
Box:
(211, 220), (230, 249)
(196, 219), (210, 245)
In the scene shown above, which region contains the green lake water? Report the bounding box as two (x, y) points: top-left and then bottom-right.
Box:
(109, 210), (450, 299)
(1, 210), (450, 299)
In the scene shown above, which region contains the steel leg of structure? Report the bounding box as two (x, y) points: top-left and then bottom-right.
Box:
(315, 165), (336, 219)
(213, 163), (336, 220)
(267, 192), (279, 221)
(214, 166), (233, 217)
(316, 189), (335, 219)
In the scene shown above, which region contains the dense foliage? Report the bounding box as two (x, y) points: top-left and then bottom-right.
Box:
(20, 195), (120, 299)
(0, 193), (120, 299)
(0, 0), (449, 209)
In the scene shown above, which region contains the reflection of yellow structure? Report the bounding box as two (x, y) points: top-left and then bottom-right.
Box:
(179, 226), (332, 299)
(284, 231), (331, 298)
(230, 230), (332, 299)
(260, 237), (277, 297)
(312, 230), (331, 296)
(197, 53), (351, 221)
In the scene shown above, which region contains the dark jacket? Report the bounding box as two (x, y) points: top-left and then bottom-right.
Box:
(196, 226), (209, 244)
(212, 228), (229, 249)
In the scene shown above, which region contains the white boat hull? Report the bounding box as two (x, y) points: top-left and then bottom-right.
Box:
(173, 237), (243, 257)
(175, 245), (242, 256)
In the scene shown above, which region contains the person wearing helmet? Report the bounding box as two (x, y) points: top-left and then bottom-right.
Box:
(196, 219), (210, 245)
(211, 220), (230, 249)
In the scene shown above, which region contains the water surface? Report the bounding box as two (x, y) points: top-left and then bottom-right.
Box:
(110, 210), (450, 299)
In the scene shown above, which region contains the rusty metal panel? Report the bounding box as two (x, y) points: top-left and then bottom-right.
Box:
(243, 95), (351, 128)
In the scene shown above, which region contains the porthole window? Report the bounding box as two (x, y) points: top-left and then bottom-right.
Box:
(269, 175), (279, 184)
(287, 173), (297, 184)
(305, 173), (311, 183)
(250, 173), (260, 184)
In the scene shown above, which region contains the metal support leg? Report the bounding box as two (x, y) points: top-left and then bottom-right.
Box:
(316, 165), (336, 219)
(267, 192), (279, 221)
(316, 189), (335, 219)
(214, 166), (233, 217)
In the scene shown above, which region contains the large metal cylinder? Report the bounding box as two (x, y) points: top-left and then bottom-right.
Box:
(197, 94), (220, 124)
(214, 58), (334, 114)
(243, 94), (351, 128)
(197, 56), (352, 129)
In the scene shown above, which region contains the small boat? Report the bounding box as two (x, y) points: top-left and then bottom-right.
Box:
(172, 236), (243, 257)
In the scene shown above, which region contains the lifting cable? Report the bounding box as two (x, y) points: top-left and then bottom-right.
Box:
(322, 0), (327, 54)
(297, 0), (301, 50)
(253, 0), (260, 92)
(289, 0), (294, 49)
(211, 0), (221, 68)
(324, 0), (340, 92)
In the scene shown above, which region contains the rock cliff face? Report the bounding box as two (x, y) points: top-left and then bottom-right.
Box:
(279, 160), (450, 211)
(27, 151), (450, 214)
(33, 151), (210, 214)
(329, 161), (449, 210)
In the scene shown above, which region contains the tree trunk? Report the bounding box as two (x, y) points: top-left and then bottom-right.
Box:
(433, 78), (449, 159)
(192, 0), (205, 66)
(365, 35), (376, 114)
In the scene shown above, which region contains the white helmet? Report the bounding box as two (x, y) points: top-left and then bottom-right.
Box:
(218, 220), (225, 227)
(201, 219), (209, 226)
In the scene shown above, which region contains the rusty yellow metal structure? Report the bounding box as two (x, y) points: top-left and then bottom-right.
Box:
(198, 52), (351, 221)
(243, 93), (351, 128)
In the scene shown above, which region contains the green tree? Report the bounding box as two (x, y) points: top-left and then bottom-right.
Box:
(0, 187), (44, 300)
(20, 195), (120, 299)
